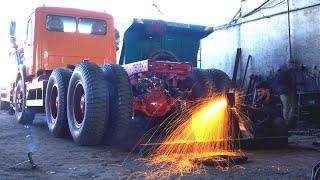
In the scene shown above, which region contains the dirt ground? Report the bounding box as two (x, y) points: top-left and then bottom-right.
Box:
(0, 110), (319, 180)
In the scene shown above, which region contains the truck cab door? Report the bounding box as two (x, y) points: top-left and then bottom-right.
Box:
(23, 14), (35, 75)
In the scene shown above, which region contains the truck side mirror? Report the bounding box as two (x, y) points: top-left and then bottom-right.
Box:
(10, 21), (16, 37)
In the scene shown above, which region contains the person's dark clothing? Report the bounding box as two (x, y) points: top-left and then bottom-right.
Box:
(254, 94), (281, 120)
(276, 68), (295, 95)
(250, 95), (288, 137)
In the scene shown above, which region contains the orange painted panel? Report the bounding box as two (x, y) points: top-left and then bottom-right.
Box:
(28, 7), (116, 76)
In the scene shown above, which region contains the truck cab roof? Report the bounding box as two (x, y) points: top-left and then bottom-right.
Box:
(35, 6), (113, 20)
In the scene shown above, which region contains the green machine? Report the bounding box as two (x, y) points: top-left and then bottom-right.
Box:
(119, 19), (213, 67)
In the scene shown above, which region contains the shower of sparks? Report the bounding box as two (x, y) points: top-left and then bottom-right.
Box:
(133, 92), (252, 179)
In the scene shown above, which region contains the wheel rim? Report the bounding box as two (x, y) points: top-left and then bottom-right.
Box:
(50, 85), (58, 122)
(73, 81), (85, 128)
(15, 83), (24, 119)
(16, 90), (24, 112)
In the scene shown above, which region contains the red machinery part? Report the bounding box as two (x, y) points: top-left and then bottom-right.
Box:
(123, 59), (192, 78)
(124, 60), (191, 118)
(133, 89), (178, 117)
(124, 59), (191, 90)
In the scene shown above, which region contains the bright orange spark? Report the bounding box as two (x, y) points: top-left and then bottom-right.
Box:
(191, 97), (228, 141)
(135, 92), (251, 179)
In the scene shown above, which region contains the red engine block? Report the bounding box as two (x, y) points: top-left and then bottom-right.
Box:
(123, 60), (191, 117)
(133, 89), (177, 117)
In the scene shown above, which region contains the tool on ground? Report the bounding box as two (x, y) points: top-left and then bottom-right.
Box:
(139, 139), (239, 156)
(11, 152), (37, 169)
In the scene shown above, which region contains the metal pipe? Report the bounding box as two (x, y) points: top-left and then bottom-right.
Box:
(241, 0), (271, 18)
(232, 48), (242, 87)
(240, 55), (252, 89)
(199, 41), (202, 68)
(227, 91), (236, 108)
(214, 3), (320, 31)
(286, 0), (293, 61)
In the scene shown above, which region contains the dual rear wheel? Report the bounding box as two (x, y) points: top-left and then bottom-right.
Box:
(45, 62), (132, 146)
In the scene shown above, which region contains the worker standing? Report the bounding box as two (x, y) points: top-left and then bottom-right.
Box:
(277, 60), (296, 127)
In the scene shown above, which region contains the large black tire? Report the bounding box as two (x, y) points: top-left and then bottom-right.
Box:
(184, 68), (213, 99)
(46, 68), (72, 138)
(14, 78), (35, 125)
(67, 62), (109, 145)
(102, 64), (133, 145)
(206, 69), (232, 92)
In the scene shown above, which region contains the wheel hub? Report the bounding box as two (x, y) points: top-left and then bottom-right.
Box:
(80, 95), (85, 114)
(50, 85), (58, 121)
(16, 90), (24, 112)
(73, 81), (85, 128)
(55, 97), (58, 109)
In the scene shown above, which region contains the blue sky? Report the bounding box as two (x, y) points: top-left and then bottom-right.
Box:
(0, 0), (240, 84)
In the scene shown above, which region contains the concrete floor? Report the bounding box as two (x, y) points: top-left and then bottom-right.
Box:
(0, 110), (319, 179)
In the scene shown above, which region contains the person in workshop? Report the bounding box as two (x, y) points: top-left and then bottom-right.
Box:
(251, 81), (288, 137)
(277, 60), (296, 127)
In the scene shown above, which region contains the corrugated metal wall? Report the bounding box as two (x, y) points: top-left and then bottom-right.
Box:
(201, 0), (320, 89)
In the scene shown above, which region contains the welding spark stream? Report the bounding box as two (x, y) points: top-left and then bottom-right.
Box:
(149, 96), (238, 155)
(135, 92), (252, 178)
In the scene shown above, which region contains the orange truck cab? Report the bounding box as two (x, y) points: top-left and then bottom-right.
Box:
(25, 6), (116, 75)
(10, 6), (116, 110)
